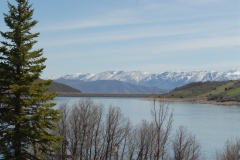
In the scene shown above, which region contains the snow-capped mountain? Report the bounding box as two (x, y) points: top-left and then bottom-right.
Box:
(52, 68), (240, 91)
(52, 71), (151, 83)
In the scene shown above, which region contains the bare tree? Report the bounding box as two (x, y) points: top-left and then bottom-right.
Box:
(54, 99), (130, 160)
(69, 98), (104, 160)
(100, 106), (130, 160)
(118, 121), (131, 160)
(87, 101), (105, 160)
(54, 102), (69, 160)
(151, 98), (173, 160)
(53, 98), (205, 160)
(133, 120), (155, 160)
(216, 137), (240, 160)
(67, 105), (80, 160)
(172, 126), (203, 160)
(125, 125), (136, 160)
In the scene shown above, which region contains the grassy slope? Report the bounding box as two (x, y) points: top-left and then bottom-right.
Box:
(162, 80), (240, 102)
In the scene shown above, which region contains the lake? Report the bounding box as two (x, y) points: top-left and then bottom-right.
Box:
(53, 97), (240, 159)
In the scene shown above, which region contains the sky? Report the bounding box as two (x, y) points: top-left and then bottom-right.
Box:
(1, 0), (240, 78)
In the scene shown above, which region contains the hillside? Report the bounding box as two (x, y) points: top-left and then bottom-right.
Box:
(161, 80), (240, 102)
(48, 81), (81, 94)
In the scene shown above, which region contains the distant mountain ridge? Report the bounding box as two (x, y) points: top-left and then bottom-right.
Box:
(54, 79), (161, 94)
(52, 67), (240, 93)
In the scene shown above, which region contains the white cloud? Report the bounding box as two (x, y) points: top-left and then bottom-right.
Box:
(36, 8), (142, 32)
(177, 0), (227, 6)
(34, 0), (239, 36)
(159, 36), (240, 52)
(38, 25), (196, 47)
(37, 17), (240, 52)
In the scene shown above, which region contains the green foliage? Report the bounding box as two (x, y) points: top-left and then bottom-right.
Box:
(0, 0), (60, 159)
(163, 80), (240, 102)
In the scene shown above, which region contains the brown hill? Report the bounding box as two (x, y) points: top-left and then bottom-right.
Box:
(48, 81), (81, 94)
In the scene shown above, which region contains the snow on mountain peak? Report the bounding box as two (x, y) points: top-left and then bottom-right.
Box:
(227, 67), (240, 75)
(51, 68), (240, 90)
(88, 71), (151, 83)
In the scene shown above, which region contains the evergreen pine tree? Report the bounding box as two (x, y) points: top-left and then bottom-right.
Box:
(0, 0), (60, 159)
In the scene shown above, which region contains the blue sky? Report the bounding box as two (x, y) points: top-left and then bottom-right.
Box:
(1, 0), (240, 78)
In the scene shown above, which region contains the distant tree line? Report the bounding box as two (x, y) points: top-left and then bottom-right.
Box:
(207, 93), (240, 102)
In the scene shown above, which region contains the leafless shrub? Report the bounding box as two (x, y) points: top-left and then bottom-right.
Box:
(151, 98), (173, 160)
(131, 120), (155, 160)
(126, 98), (174, 160)
(52, 98), (205, 160)
(52, 99), (130, 160)
(216, 137), (240, 160)
(53, 102), (69, 159)
(172, 126), (203, 160)
(68, 99), (105, 160)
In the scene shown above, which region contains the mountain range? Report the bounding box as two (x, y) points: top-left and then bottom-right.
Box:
(52, 67), (240, 94)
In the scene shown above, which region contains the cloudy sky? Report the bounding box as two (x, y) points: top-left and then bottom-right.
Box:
(1, 0), (240, 78)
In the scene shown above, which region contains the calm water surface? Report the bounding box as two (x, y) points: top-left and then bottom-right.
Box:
(53, 97), (240, 159)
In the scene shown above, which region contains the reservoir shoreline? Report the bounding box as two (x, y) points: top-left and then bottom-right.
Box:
(55, 92), (240, 106)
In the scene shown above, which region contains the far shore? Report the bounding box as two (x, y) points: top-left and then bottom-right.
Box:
(55, 92), (156, 98)
(55, 92), (240, 106)
(144, 97), (240, 106)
